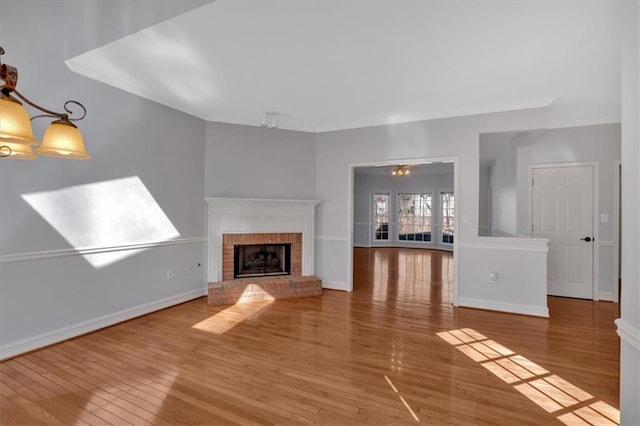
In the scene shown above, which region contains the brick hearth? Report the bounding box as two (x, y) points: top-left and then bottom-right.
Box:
(208, 276), (322, 305)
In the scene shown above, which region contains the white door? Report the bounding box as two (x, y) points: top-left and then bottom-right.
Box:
(532, 165), (594, 299)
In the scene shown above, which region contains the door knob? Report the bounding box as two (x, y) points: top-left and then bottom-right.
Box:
(580, 236), (592, 242)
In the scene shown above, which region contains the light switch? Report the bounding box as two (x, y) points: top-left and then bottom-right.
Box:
(600, 214), (608, 223)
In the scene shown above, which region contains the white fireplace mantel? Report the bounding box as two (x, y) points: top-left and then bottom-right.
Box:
(205, 198), (319, 282)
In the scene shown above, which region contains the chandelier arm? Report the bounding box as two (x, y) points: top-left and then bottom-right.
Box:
(11, 89), (87, 122)
(0, 145), (11, 158)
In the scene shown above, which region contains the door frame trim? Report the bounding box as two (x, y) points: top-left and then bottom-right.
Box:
(613, 160), (621, 303)
(527, 162), (599, 301)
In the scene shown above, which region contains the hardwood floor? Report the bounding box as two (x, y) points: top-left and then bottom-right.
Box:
(1, 248), (619, 425)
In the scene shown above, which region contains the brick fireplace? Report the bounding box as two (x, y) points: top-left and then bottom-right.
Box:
(222, 232), (302, 281)
(205, 198), (321, 305)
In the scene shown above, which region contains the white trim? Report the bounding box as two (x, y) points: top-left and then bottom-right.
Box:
(321, 281), (349, 291)
(347, 155), (459, 304)
(613, 160), (621, 303)
(598, 292), (614, 301)
(315, 235), (348, 241)
(528, 162), (600, 300)
(0, 236), (206, 264)
(458, 297), (550, 318)
(0, 288), (206, 361)
(616, 319), (640, 351)
(353, 243), (370, 248)
(460, 238), (549, 253)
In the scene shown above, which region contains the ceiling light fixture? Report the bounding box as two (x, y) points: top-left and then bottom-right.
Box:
(0, 46), (90, 160)
(391, 165), (411, 176)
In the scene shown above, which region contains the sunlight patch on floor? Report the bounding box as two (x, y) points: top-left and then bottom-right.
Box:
(436, 328), (619, 426)
(384, 375), (420, 423)
(193, 297), (274, 335)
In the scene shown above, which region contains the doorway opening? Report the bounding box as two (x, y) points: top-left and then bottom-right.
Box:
(347, 157), (459, 306)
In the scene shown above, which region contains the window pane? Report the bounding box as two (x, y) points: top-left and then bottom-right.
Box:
(442, 192), (454, 243)
(374, 193), (389, 240)
(398, 193), (431, 242)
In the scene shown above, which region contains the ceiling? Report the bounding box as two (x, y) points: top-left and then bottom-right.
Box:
(66, 0), (622, 133)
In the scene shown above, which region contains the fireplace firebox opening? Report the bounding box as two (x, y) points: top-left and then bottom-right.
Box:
(234, 243), (292, 278)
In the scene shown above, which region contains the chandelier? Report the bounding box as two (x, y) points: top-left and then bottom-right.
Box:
(0, 46), (90, 159)
(391, 165), (410, 176)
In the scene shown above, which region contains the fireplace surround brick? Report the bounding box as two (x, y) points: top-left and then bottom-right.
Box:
(222, 233), (302, 281)
(208, 275), (322, 305)
(209, 231), (320, 305)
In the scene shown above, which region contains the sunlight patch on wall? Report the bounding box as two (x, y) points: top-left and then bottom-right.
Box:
(22, 176), (180, 268)
(437, 328), (619, 426)
(192, 297), (274, 335)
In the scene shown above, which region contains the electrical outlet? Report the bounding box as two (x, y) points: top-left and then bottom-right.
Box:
(166, 269), (174, 280)
(187, 266), (193, 276)
(489, 271), (498, 284)
(329, 259), (336, 267)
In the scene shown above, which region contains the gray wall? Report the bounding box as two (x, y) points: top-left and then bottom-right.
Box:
(488, 136), (521, 236)
(353, 171), (454, 250)
(204, 122), (316, 199)
(478, 167), (490, 236)
(0, 1), (207, 357)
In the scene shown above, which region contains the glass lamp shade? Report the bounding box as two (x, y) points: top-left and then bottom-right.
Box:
(35, 120), (90, 159)
(0, 96), (39, 146)
(0, 141), (37, 159)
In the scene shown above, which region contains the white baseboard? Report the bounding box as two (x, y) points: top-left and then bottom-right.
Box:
(353, 243), (370, 248)
(321, 281), (348, 291)
(599, 291), (614, 301)
(457, 297), (549, 318)
(0, 288), (206, 361)
(616, 318), (640, 351)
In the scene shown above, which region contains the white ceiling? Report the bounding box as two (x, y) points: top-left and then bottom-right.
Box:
(66, 0), (623, 133)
